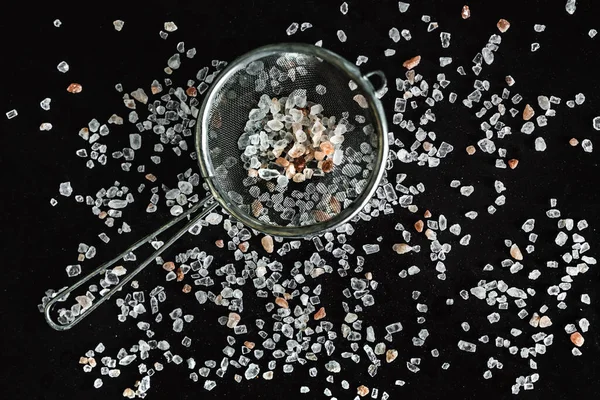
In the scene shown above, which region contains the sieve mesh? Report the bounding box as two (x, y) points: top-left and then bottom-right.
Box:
(197, 43), (388, 237)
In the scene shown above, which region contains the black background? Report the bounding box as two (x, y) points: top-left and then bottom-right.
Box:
(1, 0), (600, 399)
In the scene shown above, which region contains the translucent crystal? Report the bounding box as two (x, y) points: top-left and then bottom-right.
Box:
(389, 27), (400, 42)
(286, 22), (299, 36)
(301, 22), (313, 31)
(521, 122), (535, 134)
(66, 264), (82, 277)
(40, 98), (51, 110)
(164, 21), (178, 32)
(457, 340), (476, 352)
(59, 182), (73, 197)
(5, 109), (18, 119)
(534, 137), (547, 151)
(337, 30), (347, 42)
(168, 54), (181, 70)
(340, 2), (349, 14)
(439, 57), (453, 67)
(113, 20), (124, 31)
(57, 61), (69, 73)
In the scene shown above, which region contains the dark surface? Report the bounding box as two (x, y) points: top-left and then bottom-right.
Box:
(1, 0), (600, 399)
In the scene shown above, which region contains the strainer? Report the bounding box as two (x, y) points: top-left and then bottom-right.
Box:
(45, 43), (388, 331)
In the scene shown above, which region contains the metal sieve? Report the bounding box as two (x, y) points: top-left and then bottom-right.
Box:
(45, 43), (388, 330)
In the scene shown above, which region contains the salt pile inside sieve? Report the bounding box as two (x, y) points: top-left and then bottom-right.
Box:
(239, 92), (344, 186)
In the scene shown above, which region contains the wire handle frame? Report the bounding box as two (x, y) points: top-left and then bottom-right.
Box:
(44, 195), (218, 331)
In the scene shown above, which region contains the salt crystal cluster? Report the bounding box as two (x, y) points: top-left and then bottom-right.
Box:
(240, 91), (345, 187)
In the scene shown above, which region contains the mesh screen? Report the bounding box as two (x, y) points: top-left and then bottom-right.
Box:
(202, 48), (383, 231)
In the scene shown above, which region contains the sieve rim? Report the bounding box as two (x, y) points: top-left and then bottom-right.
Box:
(195, 42), (389, 238)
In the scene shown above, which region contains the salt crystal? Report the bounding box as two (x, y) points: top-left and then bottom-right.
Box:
(66, 264), (81, 277)
(581, 294), (590, 304)
(582, 139), (593, 153)
(205, 213), (223, 225)
(363, 244), (380, 255)
(389, 28), (400, 43)
(589, 29), (598, 38)
(301, 22), (312, 31)
(521, 122), (535, 134)
(286, 22), (299, 36)
(439, 57), (453, 67)
(131, 88), (148, 104)
(40, 98), (51, 110)
(565, 0), (577, 15)
(398, 2), (410, 12)
(593, 117), (600, 131)
(113, 20), (124, 31)
(457, 340), (476, 352)
(57, 61), (69, 73)
(534, 137), (547, 151)
(53, 19), (62, 27)
(534, 24), (546, 32)
(337, 30), (347, 42)
(164, 21), (178, 32)
(340, 2), (349, 14)
(5, 109), (18, 119)
(59, 182), (73, 197)
(167, 54), (181, 70)
(40, 123), (53, 131)
(460, 186), (474, 196)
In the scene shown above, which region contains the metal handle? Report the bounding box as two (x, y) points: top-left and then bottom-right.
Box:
(44, 195), (219, 331)
(363, 70), (387, 93)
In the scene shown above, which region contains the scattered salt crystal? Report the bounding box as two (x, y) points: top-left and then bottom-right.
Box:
(582, 139), (593, 153)
(534, 137), (547, 151)
(497, 19), (510, 33)
(581, 294), (590, 304)
(286, 22), (299, 36)
(205, 213), (222, 225)
(57, 61), (69, 73)
(59, 182), (73, 197)
(113, 20), (124, 31)
(534, 24), (546, 32)
(40, 123), (53, 131)
(40, 98), (51, 110)
(5, 109), (18, 119)
(363, 244), (380, 255)
(460, 186), (474, 196)
(457, 340), (476, 352)
(398, 2), (410, 12)
(589, 29), (598, 38)
(67, 83), (83, 93)
(300, 22), (312, 31)
(340, 2), (349, 14)
(66, 264), (81, 277)
(164, 21), (178, 32)
(53, 19), (62, 27)
(593, 117), (600, 131)
(439, 57), (453, 67)
(389, 27), (400, 42)
(531, 43), (540, 52)
(565, 0), (577, 15)
(337, 30), (347, 42)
